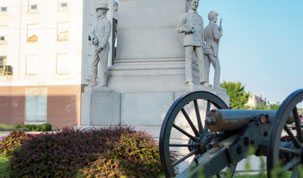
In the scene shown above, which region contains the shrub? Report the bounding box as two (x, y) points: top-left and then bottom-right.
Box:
(0, 131), (29, 156)
(16, 123), (52, 132)
(39, 123), (52, 131)
(0, 123), (52, 132)
(0, 124), (15, 131)
(25, 124), (37, 131)
(10, 127), (167, 178)
(80, 131), (163, 178)
(10, 128), (132, 177)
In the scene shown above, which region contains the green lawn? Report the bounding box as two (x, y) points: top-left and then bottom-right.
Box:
(0, 156), (9, 178)
(0, 155), (295, 178)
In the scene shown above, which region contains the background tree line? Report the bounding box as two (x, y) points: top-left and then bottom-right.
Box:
(220, 81), (303, 116)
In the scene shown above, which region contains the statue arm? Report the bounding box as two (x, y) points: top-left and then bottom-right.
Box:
(213, 23), (222, 40)
(90, 27), (98, 46)
(177, 14), (188, 33)
(98, 20), (111, 49)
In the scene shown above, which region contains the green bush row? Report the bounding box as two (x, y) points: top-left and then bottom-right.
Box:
(0, 123), (52, 132)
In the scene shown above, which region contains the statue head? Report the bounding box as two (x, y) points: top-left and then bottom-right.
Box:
(96, 4), (109, 17)
(187, 0), (199, 11)
(208, 10), (219, 23)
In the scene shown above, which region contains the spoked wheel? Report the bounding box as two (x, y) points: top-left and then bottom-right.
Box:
(268, 89), (303, 178)
(159, 91), (229, 177)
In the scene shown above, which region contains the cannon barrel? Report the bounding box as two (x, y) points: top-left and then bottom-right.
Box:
(205, 109), (294, 132)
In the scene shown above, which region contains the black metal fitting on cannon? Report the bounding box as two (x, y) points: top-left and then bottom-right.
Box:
(237, 145), (242, 154)
(243, 137), (250, 146)
(263, 131), (268, 137)
(265, 114), (270, 123)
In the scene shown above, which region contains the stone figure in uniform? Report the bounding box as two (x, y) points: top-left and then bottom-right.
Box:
(177, 0), (210, 86)
(204, 10), (223, 90)
(88, 4), (111, 87)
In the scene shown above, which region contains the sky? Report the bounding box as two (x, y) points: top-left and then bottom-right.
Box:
(197, 0), (303, 105)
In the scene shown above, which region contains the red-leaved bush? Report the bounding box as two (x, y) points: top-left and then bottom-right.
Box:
(80, 131), (162, 178)
(9, 127), (165, 178)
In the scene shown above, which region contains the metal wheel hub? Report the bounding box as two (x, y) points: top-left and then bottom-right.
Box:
(187, 134), (209, 155)
(187, 139), (198, 152)
(198, 134), (209, 154)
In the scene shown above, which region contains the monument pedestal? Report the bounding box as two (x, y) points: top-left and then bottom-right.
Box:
(81, 83), (228, 138)
(81, 87), (120, 126)
(80, 0), (229, 138)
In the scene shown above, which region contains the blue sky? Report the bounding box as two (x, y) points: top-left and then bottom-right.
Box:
(198, 0), (303, 104)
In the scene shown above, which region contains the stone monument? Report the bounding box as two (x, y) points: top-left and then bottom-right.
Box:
(88, 3), (111, 87)
(177, 0), (209, 87)
(204, 10), (223, 90)
(80, 0), (229, 138)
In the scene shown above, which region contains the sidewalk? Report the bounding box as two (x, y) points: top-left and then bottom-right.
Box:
(0, 131), (11, 140)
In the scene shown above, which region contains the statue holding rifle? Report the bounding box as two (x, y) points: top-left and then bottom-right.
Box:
(204, 10), (223, 90)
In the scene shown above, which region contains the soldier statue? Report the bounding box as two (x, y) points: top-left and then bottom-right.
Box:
(204, 10), (223, 90)
(177, 0), (210, 87)
(88, 4), (111, 87)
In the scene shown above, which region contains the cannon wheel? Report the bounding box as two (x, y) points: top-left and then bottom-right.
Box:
(159, 91), (229, 177)
(268, 89), (303, 177)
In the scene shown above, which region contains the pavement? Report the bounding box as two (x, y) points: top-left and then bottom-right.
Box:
(0, 131), (11, 140)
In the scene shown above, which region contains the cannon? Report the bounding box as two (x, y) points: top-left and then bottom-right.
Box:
(159, 89), (303, 178)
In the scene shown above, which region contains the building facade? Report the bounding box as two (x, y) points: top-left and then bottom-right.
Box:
(0, 0), (83, 129)
(245, 94), (267, 108)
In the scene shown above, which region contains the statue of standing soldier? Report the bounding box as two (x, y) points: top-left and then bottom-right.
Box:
(204, 10), (223, 90)
(177, 0), (210, 87)
(88, 4), (111, 87)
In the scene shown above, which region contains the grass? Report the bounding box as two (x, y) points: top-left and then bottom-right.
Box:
(0, 155), (9, 178)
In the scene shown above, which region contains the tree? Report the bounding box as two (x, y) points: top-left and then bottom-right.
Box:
(255, 104), (269, 110)
(220, 81), (250, 109)
(269, 104), (280, 110)
(254, 103), (280, 110)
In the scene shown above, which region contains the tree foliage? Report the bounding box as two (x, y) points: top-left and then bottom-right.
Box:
(254, 104), (280, 110)
(220, 81), (250, 109)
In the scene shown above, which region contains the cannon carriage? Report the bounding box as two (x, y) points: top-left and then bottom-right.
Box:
(159, 89), (303, 178)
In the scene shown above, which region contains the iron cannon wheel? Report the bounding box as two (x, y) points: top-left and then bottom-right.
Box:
(268, 89), (303, 177)
(159, 91), (229, 177)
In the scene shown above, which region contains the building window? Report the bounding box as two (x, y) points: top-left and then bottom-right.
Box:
(0, 56), (13, 76)
(25, 88), (47, 123)
(56, 54), (69, 74)
(61, 2), (68, 8)
(57, 22), (69, 41)
(58, 0), (69, 11)
(0, 56), (12, 76)
(1, 7), (7, 12)
(0, 56), (6, 75)
(0, 26), (8, 44)
(27, 24), (38, 42)
(26, 55), (38, 75)
(30, 4), (37, 10)
(28, 0), (38, 12)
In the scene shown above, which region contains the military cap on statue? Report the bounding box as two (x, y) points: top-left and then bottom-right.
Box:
(96, 3), (109, 11)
